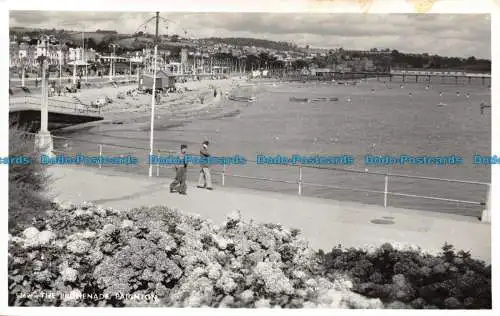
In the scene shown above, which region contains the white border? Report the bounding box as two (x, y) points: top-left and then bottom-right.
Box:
(1, 0), (497, 315)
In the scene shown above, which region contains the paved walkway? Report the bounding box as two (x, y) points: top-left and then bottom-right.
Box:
(47, 166), (491, 262)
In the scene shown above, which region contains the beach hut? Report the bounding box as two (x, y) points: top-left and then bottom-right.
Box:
(138, 69), (176, 92)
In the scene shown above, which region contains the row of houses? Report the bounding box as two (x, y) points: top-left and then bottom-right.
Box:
(9, 39), (97, 69)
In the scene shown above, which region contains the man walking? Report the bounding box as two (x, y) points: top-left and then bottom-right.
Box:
(170, 144), (188, 195)
(197, 140), (213, 190)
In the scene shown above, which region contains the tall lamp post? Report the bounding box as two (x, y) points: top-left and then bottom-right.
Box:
(20, 56), (26, 87)
(148, 44), (158, 177)
(109, 43), (118, 81)
(148, 11), (160, 177)
(35, 38), (54, 157)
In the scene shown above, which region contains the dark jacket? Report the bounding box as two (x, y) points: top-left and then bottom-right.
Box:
(200, 146), (210, 168)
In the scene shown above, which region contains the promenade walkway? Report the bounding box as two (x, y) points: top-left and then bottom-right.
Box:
(47, 166), (491, 262)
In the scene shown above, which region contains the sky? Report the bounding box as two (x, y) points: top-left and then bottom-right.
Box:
(9, 11), (491, 59)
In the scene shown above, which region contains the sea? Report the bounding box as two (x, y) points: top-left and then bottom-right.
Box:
(53, 76), (492, 217)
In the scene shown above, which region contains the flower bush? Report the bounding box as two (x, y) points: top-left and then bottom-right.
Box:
(8, 203), (383, 308)
(316, 243), (491, 309)
(8, 203), (490, 309)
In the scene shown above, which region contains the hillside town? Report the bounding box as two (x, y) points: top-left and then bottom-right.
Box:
(9, 28), (491, 82)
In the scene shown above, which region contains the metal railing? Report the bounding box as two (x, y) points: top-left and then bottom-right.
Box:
(10, 96), (102, 116)
(21, 132), (490, 211)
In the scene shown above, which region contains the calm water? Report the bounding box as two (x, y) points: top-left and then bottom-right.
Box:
(54, 76), (491, 217)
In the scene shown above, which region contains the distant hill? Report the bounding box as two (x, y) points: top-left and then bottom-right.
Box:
(202, 37), (297, 52)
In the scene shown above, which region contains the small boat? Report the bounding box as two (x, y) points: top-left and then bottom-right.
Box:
(229, 95), (255, 102)
(310, 97), (339, 102)
(437, 102), (446, 107)
(289, 96), (309, 102)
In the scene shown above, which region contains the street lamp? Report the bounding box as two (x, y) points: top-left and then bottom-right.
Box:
(34, 37), (54, 157)
(109, 43), (118, 81)
(148, 44), (158, 177)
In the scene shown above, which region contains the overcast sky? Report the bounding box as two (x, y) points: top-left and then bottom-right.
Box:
(9, 11), (491, 59)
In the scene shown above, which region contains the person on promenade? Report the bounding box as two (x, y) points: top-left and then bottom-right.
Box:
(197, 140), (213, 190)
(170, 144), (188, 195)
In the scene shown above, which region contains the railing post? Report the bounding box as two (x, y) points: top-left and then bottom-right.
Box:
(98, 144), (102, 168)
(298, 165), (303, 196)
(384, 175), (389, 208)
(481, 184), (491, 223)
(222, 163), (226, 186)
(156, 156), (160, 177)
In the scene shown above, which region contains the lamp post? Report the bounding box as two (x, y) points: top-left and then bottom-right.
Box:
(20, 57), (25, 87)
(129, 57), (132, 81)
(148, 45), (158, 177)
(72, 48), (77, 85)
(58, 47), (62, 91)
(35, 38), (54, 157)
(109, 43), (117, 81)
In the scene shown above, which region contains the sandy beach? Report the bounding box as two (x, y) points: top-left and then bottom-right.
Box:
(11, 76), (247, 132)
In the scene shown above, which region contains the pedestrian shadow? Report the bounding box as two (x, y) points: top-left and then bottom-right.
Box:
(88, 182), (169, 205)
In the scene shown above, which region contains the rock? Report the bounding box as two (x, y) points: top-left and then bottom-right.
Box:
(66, 240), (91, 255)
(23, 227), (40, 239)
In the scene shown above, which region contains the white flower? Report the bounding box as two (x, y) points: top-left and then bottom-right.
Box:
(207, 263), (222, 280)
(254, 298), (271, 308)
(292, 270), (307, 280)
(22, 227), (39, 239)
(37, 230), (55, 245)
(226, 210), (242, 223)
(61, 267), (78, 282)
(239, 289), (254, 303)
(121, 220), (134, 229)
(102, 224), (117, 234)
(66, 239), (91, 254)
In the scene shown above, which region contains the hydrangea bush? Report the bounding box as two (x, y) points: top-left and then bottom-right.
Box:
(8, 203), (491, 308)
(316, 243), (491, 309)
(8, 203), (382, 308)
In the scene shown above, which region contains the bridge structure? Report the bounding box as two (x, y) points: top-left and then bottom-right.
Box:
(9, 96), (103, 131)
(389, 70), (491, 85)
(288, 70), (491, 85)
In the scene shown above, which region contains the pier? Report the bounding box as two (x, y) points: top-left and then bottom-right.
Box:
(284, 70), (491, 85)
